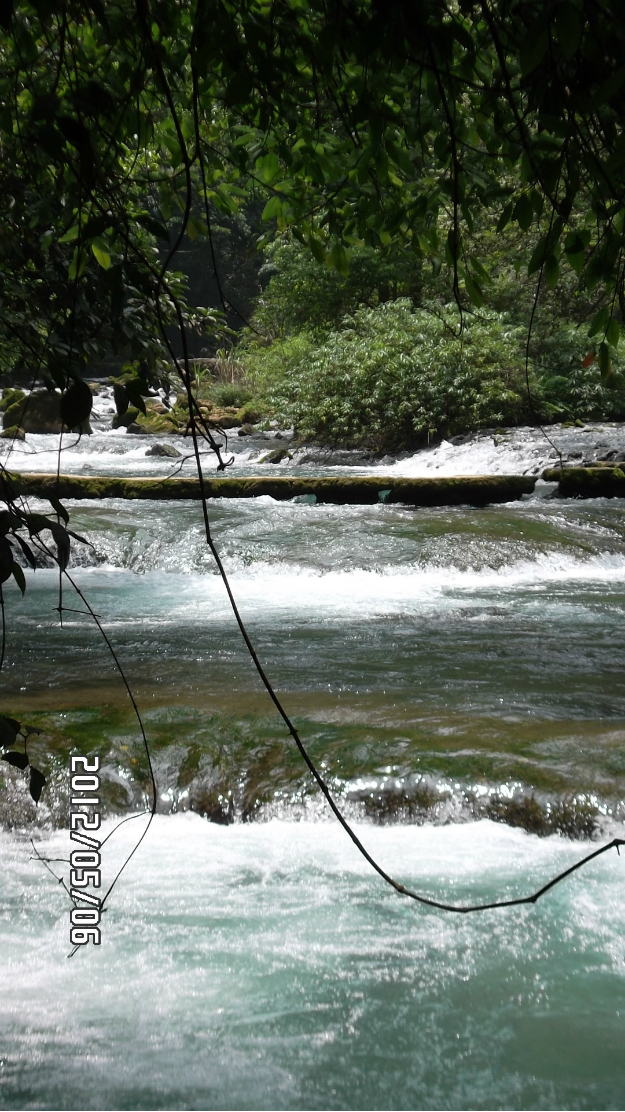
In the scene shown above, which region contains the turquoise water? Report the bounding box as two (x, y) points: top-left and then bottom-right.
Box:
(1, 477), (625, 1108)
(1, 818), (625, 1110)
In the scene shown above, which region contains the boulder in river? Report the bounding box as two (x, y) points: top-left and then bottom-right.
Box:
(112, 407), (140, 429)
(259, 447), (293, 464)
(2, 390), (92, 434)
(0, 425), (25, 440)
(145, 443), (181, 458)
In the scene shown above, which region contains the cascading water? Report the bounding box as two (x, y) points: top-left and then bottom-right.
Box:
(1, 416), (625, 1110)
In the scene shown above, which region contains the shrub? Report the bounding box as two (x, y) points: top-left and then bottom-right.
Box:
(534, 324), (625, 420)
(259, 301), (534, 448)
(209, 383), (254, 409)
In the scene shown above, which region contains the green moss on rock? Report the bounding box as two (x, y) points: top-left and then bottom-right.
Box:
(542, 466), (625, 497)
(3, 472), (536, 506)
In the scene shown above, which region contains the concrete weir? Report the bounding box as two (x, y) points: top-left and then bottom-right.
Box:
(1, 472), (536, 506)
(542, 465), (625, 498)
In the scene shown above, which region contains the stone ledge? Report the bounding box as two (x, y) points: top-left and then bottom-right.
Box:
(0, 472), (536, 506)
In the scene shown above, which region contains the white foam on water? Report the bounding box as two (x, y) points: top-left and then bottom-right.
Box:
(1, 816), (624, 1110)
(380, 422), (625, 477)
(4, 419), (625, 479)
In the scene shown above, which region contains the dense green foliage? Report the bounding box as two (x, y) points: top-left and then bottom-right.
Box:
(239, 235), (625, 446)
(2, 0), (625, 397)
(257, 300), (536, 446)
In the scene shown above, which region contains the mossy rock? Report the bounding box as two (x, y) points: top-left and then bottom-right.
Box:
(5, 472), (536, 506)
(205, 407), (241, 429)
(3, 390), (91, 434)
(0, 388), (25, 413)
(136, 410), (184, 434)
(0, 425), (25, 440)
(259, 447), (293, 464)
(111, 407), (140, 429)
(236, 400), (266, 425)
(145, 442), (181, 458)
(542, 465), (625, 498)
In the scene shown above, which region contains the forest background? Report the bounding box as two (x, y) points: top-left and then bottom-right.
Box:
(2, 0), (625, 463)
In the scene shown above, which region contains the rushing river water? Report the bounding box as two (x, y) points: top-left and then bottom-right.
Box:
(1, 417), (625, 1110)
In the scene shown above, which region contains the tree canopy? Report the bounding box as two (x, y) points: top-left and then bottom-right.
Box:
(1, 0), (625, 393)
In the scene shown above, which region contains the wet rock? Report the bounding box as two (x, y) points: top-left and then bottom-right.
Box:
(0, 388), (25, 413)
(237, 424), (255, 437)
(597, 449), (618, 461)
(112, 407), (140, 429)
(3, 389), (91, 434)
(0, 425), (25, 440)
(259, 447), (293, 464)
(236, 402), (264, 425)
(126, 422), (148, 434)
(145, 442), (181, 458)
(204, 406), (241, 429)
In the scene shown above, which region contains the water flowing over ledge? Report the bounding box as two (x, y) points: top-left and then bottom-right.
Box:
(1, 470), (536, 505)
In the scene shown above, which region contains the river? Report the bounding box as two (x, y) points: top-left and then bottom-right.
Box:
(0, 408), (624, 1110)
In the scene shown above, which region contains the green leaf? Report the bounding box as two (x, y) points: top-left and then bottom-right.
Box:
(599, 341), (612, 380)
(544, 254), (559, 289)
(11, 562), (25, 595)
(2, 750), (28, 770)
(328, 242), (349, 277)
(258, 153), (280, 184)
(29, 766), (46, 803)
(60, 380), (93, 428)
(68, 247), (88, 281)
(464, 272), (484, 307)
(14, 535), (37, 569)
(309, 237), (326, 265)
(262, 196), (283, 221)
(50, 523), (70, 571)
(0, 536), (13, 583)
(496, 203), (513, 233)
(564, 230), (590, 256)
(513, 195), (534, 232)
(91, 243), (111, 269)
(606, 317), (620, 348)
(527, 236), (548, 276)
(48, 497), (69, 525)
(0, 716), (20, 747)
(59, 225), (80, 244)
(588, 306), (610, 339)
(186, 215), (207, 241)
